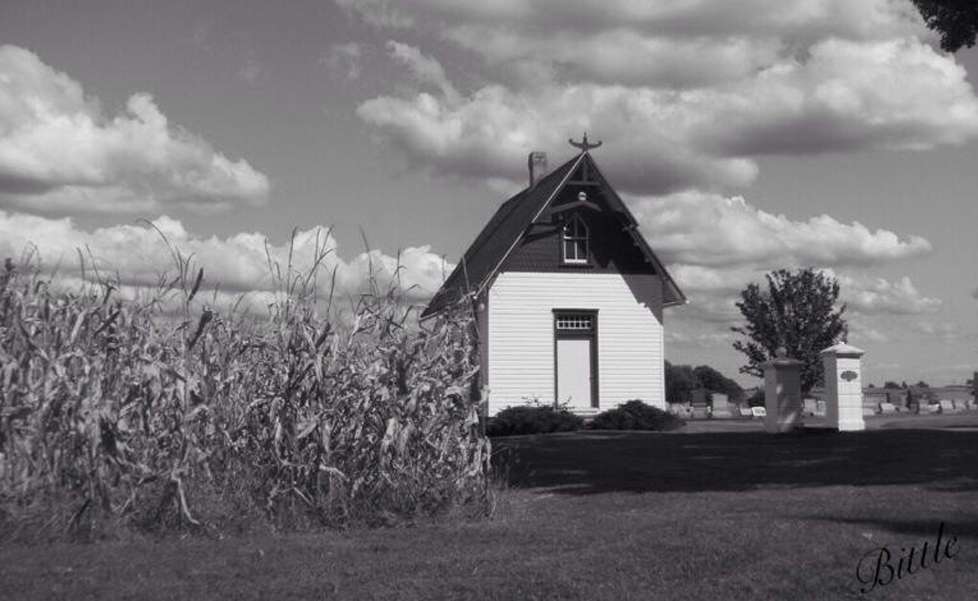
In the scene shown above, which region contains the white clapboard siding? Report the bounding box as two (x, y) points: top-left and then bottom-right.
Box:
(486, 271), (665, 416)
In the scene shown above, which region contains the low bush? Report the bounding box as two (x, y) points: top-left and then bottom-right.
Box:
(588, 400), (685, 431)
(486, 405), (583, 437)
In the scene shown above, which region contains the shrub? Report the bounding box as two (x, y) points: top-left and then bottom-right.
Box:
(588, 400), (685, 431)
(486, 404), (583, 437)
(0, 238), (492, 541)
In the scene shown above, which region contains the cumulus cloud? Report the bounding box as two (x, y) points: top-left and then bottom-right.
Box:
(0, 210), (451, 306)
(443, 26), (785, 89)
(385, 41), (459, 102)
(836, 274), (941, 315)
(972, 287), (978, 299)
(356, 38), (978, 193)
(667, 266), (940, 323)
(357, 84), (760, 192)
(634, 191), (932, 268)
(337, 0), (926, 42)
(0, 45), (269, 214)
(342, 0), (978, 193)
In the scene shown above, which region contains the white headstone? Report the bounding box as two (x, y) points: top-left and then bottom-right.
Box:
(803, 398), (818, 416)
(751, 406), (767, 418)
(821, 342), (866, 432)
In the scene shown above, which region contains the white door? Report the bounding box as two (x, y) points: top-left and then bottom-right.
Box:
(557, 338), (593, 409)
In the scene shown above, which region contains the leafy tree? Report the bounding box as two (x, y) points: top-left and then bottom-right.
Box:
(884, 381), (901, 389)
(665, 362), (744, 403)
(915, 380), (930, 388)
(731, 268), (848, 394)
(912, 1), (978, 52)
(692, 365), (744, 401)
(665, 361), (699, 404)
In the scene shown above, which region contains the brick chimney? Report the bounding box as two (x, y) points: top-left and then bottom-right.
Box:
(528, 151), (548, 187)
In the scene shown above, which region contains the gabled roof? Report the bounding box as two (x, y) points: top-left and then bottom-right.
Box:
(421, 152), (686, 318)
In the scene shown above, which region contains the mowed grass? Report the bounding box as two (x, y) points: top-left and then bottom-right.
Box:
(4, 418), (978, 601)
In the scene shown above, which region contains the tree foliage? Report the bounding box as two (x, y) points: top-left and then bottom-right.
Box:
(692, 365), (744, 401)
(731, 268), (848, 393)
(664, 361), (743, 403)
(665, 361), (698, 404)
(912, 0), (978, 52)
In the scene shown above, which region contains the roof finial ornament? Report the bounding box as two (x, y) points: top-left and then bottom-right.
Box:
(569, 132), (602, 152)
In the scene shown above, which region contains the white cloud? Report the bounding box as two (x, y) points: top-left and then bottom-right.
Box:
(665, 329), (735, 347)
(337, 0), (926, 42)
(385, 41), (459, 102)
(837, 274), (941, 315)
(323, 42), (364, 80)
(443, 26), (785, 89)
(635, 191), (931, 268)
(356, 36), (978, 193)
(910, 321), (974, 342)
(847, 322), (891, 343)
(357, 83), (760, 192)
(0, 45), (270, 214)
(0, 210), (451, 305)
(664, 265), (939, 324)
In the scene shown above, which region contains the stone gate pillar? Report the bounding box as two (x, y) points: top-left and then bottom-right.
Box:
(762, 348), (804, 433)
(821, 342), (866, 432)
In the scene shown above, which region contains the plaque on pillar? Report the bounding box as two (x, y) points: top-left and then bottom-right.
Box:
(820, 342), (866, 431)
(761, 348), (804, 433)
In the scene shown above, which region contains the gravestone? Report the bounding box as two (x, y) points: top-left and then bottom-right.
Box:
(953, 399), (968, 412)
(939, 399), (955, 413)
(924, 403), (941, 414)
(751, 406), (767, 418)
(762, 348), (803, 433)
(740, 407), (754, 418)
(879, 402), (897, 414)
(803, 398), (818, 416)
(821, 342), (866, 431)
(710, 393), (734, 418)
(816, 400), (827, 417)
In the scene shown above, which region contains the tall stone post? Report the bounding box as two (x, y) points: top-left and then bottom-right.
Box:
(821, 342), (866, 432)
(762, 348), (804, 433)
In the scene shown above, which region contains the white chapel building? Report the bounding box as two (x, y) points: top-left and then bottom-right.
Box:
(423, 139), (686, 416)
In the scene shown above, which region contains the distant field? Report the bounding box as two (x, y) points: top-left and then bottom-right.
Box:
(4, 419), (978, 600)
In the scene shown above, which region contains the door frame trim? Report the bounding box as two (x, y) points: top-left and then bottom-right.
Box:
(552, 309), (599, 408)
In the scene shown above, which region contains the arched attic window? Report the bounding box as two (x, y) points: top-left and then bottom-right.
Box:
(562, 214), (589, 264)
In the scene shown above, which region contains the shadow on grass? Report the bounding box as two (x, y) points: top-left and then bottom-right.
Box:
(801, 516), (978, 541)
(492, 428), (978, 495)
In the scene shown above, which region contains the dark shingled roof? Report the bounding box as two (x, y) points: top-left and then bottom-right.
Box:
(421, 152), (685, 318)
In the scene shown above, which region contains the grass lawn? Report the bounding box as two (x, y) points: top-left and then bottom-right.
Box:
(4, 416), (978, 600)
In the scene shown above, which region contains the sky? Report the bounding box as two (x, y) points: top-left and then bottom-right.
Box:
(0, 0), (976, 388)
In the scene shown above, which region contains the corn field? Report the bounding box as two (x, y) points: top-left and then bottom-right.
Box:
(0, 243), (491, 541)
